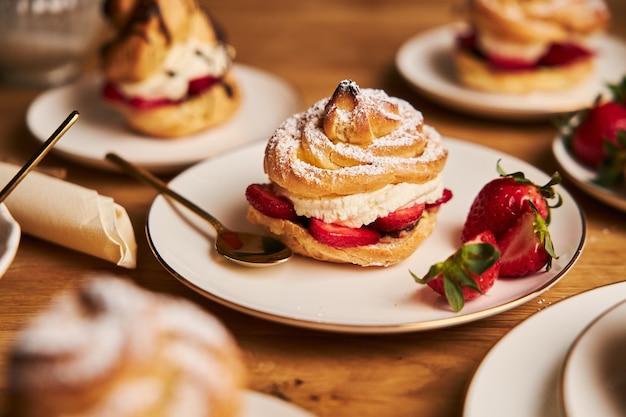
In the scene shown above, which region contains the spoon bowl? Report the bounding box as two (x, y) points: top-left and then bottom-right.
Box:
(105, 153), (292, 267)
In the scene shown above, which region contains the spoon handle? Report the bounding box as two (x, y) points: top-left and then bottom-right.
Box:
(0, 111), (79, 203)
(105, 153), (228, 234)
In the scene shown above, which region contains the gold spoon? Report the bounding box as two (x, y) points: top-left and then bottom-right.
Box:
(0, 111), (79, 203)
(105, 153), (293, 267)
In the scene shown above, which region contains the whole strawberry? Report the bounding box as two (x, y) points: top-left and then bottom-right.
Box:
(461, 161), (561, 243)
(564, 75), (626, 185)
(411, 230), (501, 312)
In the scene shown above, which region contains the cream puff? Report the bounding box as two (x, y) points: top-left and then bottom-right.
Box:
(100, 0), (240, 138)
(454, 0), (610, 94)
(245, 80), (451, 267)
(1, 277), (246, 417)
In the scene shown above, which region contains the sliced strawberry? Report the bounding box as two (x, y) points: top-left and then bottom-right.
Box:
(461, 162), (561, 243)
(245, 183), (298, 221)
(308, 218), (380, 248)
(102, 82), (124, 101)
(539, 43), (592, 67)
(188, 75), (219, 96)
(411, 230), (501, 312)
(425, 188), (453, 210)
(498, 204), (558, 277)
(370, 203), (425, 233)
(127, 96), (171, 110)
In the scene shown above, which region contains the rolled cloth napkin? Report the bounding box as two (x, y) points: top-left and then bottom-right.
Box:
(0, 163), (137, 269)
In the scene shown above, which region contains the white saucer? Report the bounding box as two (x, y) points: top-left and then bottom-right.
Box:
(244, 391), (316, 417)
(463, 281), (626, 417)
(552, 132), (626, 213)
(0, 203), (20, 279)
(395, 23), (626, 120)
(560, 299), (626, 417)
(26, 64), (303, 172)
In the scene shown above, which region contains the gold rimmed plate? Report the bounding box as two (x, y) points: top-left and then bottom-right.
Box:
(146, 138), (585, 334)
(552, 134), (626, 212)
(26, 64), (302, 173)
(464, 282), (626, 417)
(395, 23), (626, 120)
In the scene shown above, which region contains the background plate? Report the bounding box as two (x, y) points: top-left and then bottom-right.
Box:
(395, 23), (626, 120)
(26, 64), (302, 172)
(464, 282), (626, 417)
(552, 135), (626, 212)
(146, 138), (585, 334)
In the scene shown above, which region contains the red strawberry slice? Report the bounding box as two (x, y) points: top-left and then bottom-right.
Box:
(411, 230), (501, 312)
(425, 188), (453, 210)
(539, 43), (592, 67)
(370, 202), (425, 233)
(245, 183), (298, 221)
(127, 96), (171, 110)
(461, 162), (561, 243)
(498, 205), (557, 277)
(102, 82), (125, 102)
(188, 75), (219, 96)
(308, 218), (380, 248)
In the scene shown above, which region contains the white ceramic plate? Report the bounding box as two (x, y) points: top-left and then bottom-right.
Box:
(395, 23), (626, 120)
(243, 391), (316, 417)
(145, 137), (585, 334)
(0, 203), (20, 279)
(463, 281), (626, 417)
(552, 134), (626, 212)
(26, 64), (302, 172)
(560, 299), (626, 417)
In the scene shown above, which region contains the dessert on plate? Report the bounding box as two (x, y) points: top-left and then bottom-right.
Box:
(1, 277), (246, 417)
(245, 80), (451, 267)
(100, 0), (241, 138)
(454, 0), (610, 94)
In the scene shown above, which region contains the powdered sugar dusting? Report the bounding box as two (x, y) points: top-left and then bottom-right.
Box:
(264, 86), (448, 198)
(6, 277), (243, 417)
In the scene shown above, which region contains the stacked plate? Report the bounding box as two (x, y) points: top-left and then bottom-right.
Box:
(463, 281), (626, 417)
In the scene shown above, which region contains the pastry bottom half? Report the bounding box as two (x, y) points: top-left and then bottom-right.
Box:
(247, 206), (438, 267)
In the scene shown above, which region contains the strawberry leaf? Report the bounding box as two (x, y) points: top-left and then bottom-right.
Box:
(410, 240), (501, 312)
(608, 75), (626, 104)
(443, 275), (465, 312)
(595, 129), (626, 186)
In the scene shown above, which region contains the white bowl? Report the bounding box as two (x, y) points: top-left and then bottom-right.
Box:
(0, 203), (20, 278)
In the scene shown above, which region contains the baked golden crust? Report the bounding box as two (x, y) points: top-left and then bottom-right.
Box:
(2, 277), (246, 417)
(453, 47), (594, 94)
(263, 80), (448, 198)
(247, 205), (439, 267)
(100, 0), (239, 138)
(247, 80), (449, 267)
(455, 0), (609, 93)
(469, 0), (610, 43)
(102, 0), (217, 82)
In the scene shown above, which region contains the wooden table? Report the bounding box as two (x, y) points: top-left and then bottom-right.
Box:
(1, 1), (625, 416)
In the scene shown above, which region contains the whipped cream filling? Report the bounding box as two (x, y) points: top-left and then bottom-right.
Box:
(477, 32), (549, 61)
(116, 37), (233, 100)
(279, 176), (444, 228)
